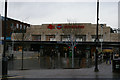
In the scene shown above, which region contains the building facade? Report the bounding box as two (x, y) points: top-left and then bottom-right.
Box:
(12, 23), (118, 42)
(1, 16), (30, 41)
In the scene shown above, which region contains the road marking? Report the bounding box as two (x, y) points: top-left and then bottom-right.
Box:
(0, 75), (23, 79)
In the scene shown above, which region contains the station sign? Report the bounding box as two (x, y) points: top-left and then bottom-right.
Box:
(64, 25), (84, 29)
(47, 24), (55, 29)
(48, 24), (85, 30)
(56, 24), (62, 29)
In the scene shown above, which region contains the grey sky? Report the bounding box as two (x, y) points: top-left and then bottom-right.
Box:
(3, 0), (120, 2)
(0, 0), (119, 28)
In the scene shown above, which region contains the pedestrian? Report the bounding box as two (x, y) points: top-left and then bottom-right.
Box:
(106, 52), (111, 64)
(79, 53), (82, 67)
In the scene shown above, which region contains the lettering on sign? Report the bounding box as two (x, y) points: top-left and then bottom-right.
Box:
(47, 24), (85, 29)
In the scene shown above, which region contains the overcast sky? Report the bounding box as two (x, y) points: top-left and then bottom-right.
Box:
(0, 0), (119, 28)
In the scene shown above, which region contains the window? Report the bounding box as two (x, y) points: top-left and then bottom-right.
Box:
(91, 35), (96, 42)
(76, 38), (83, 41)
(50, 38), (56, 41)
(20, 24), (22, 29)
(91, 35), (103, 42)
(11, 23), (14, 29)
(27, 26), (29, 28)
(23, 25), (26, 30)
(32, 35), (41, 41)
(99, 38), (103, 42)
(46, 35), (55, 41)
(75, 35), (86, 41)
(16, 24), (19, 29)
(61, 35), (70, 41)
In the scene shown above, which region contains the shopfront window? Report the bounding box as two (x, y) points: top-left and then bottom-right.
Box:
(75, 35), (86, 41)
(32, 35), (41, 41)
(46, 35), (55, 41)
(61, 35), (70, 41)
(91, 35), (103, 42)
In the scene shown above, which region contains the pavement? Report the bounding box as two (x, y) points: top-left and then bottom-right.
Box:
(5, 62), (120, 79)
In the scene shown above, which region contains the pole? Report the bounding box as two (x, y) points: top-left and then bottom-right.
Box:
(94, 0), (99, 72)
(21, 32), (24, 70)
(2, 0), (8, 79)
(101, 25), (102, 51)
(100, 24), (103, 52)
(72, 42), (74, 68)
(12, 25), (14, 59)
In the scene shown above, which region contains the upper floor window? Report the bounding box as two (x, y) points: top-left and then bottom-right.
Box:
(16, 24), (19, 29)
(23, 25), (26, 30)
(10, 23), (14, 29)
(20, 24), (22, 29)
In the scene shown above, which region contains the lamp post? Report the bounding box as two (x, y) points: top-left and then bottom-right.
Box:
(11, 24), (15, 59)
(21, 32), (24, 70)
(2, 0), (8, 79)
(94, 0), (99, 72)
(100, 24), (104, 52)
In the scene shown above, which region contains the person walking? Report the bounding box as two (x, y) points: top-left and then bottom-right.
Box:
(106, 52), (111, 64)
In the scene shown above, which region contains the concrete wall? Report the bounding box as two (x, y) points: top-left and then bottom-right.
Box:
(110, 33), (118, 42)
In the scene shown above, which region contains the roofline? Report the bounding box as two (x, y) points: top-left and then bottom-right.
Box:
(2, 16), (30, 26)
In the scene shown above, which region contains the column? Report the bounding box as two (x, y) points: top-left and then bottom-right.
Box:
(56, 33), (61, 41)
(41, 34), (46, 41)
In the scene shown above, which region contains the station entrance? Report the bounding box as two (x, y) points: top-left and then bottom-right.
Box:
(5, 41), (120, 70)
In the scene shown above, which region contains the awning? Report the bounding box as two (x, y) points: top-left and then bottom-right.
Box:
(103, 48), (113, 52)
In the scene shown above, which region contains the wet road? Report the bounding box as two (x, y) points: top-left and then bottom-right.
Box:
(8, 57), (95, 70)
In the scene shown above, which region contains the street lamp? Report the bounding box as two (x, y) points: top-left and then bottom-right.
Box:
(2, 0), (8, 79)
(100, 24), (104, 52)
(94, 0), (99, 72)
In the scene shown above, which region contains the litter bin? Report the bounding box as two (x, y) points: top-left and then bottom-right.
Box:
(112, 58), (120, 72)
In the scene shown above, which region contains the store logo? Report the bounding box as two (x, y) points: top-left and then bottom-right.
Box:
(47, 24), (55, 29)
(57, 24), (62, 29)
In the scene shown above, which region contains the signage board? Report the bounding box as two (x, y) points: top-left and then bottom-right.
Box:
(47, 24), (55, 29)
(47, 24), (85, 29)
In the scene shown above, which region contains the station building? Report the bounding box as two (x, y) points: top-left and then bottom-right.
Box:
(13, 23), (118, 42)
(11, 23), (120, 56)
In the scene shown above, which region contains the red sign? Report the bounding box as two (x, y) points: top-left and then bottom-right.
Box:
(47, 24), (85, 29)
(64, 25), (84, 28)
(47, 24), (55, 29)
(57, 24), (62, 29)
